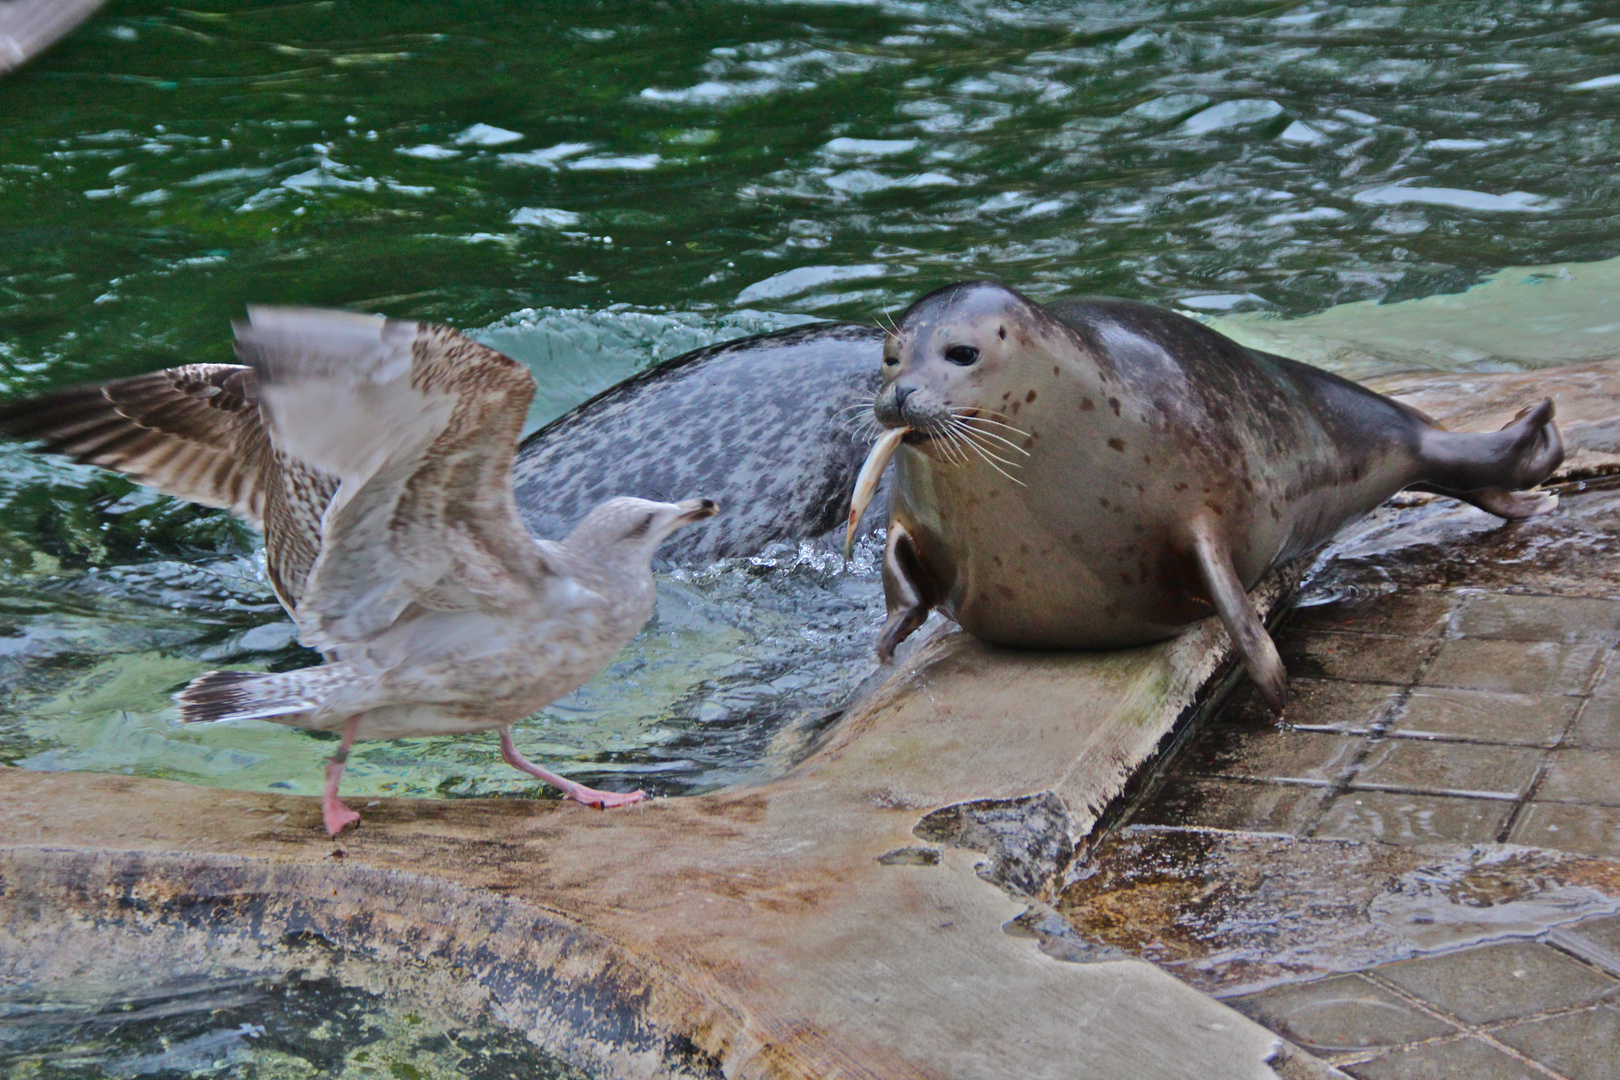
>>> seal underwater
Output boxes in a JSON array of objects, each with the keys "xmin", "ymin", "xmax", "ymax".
[
  {"xmin": 859, "ymin": 281, "xmax": 1564, "ymax": 711},
  {"xmin": 513, "ymin": 322, "xmax": 885, "ymax": 564}
]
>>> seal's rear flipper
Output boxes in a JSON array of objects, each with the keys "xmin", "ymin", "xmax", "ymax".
[
  {"xmin": 1448, "ymin": 486, "xmax": 1559, "ymax": 520},
  {"xmin": 1190, "ymin": 526, "xmax": 1287, "ymax": 714},
  {"xmin": 1415, "ymin": 397, "xmax": 1564, "ymax": 517}
]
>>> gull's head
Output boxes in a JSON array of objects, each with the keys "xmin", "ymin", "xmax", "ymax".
[{"xmin": 563, "ymin": 496, "xmax": 720, "ymax": 564}]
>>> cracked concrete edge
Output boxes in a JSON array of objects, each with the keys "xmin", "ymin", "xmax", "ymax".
[
  {"xmin": 0, "ymin": 825, "xmax": 1304, "ymax": 1080},
  {"xmin": 901, "ymin": 566, "xmax": 1304, "ymax": 906}
]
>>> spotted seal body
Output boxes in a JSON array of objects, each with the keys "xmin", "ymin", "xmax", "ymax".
[
  {"xmin": 872, "ymin": 281, "xmax": 1563, "ymax": 709},
  {"xmin": 512, "ymin": 322, "xmax": 884, "ymax": 564}
]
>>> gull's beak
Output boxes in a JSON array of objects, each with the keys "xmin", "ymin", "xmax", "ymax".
[{"xmin": 676, "ymin": 498, "xmax": 720, "ymax": 524}]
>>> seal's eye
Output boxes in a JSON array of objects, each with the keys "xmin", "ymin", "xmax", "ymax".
[
  {"xmin": 944, "ymin": 344, "xmax": 980, "ymax": 367},
  {"xmin": 882, "ymin": 353, "xmax": 899, "ymax": 367}
]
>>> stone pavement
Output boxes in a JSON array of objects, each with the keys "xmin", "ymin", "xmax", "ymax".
[
  {"xmin": 1140, "ymin": 568, "xmax": 1620, "ymax": 858},
  {"xmin": 1231, "ymin": 923, "xmax": 1620, "ymax": 1079}
]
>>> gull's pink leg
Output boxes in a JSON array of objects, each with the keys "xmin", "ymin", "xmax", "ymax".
[
  {"xmin": 322, "ymin": 716, "xmax": 363, "ymax": 837},
  {"xmin": 499, "ymin": 726, "xmax": 647, "ymax": 809}
]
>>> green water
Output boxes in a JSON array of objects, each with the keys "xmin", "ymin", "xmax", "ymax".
[
  {"xmin": 4, "ymin": 0, "xmax": 1620, "ymax": 802},
  {"xmin": 8, "ymin": 0, "xmax": 1620, "ymax": 382},
  {"xmin": 0, "ymin": 971, "xmax": 589, "ymax": 1079}
]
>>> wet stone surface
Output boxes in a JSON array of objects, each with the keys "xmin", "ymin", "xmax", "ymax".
[
  {"xmin": 1059, "ymin": 480, "xmax": 1620, "ymax": 1077},
  {"xmin": 1230, "ymin": 937, "xmax": 1620, "ymax": 1079}
]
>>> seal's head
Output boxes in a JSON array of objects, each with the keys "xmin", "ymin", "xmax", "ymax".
[
  {"xmin": 845, "ymin": 281, "xmax": 1045, "ymax": 554},
  {"xmin": 872, "ymin": 280, "xmax": 1045, "ymax": 466}
]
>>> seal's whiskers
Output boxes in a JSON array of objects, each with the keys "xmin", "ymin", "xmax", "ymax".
[
  {"xmin": 950, "ymin": 416, "xmax": 1032, "ymax": 456},
  {"xmin": 933, "ymin": 423, "xmax": 973, "ymax": 467},
  {"xmin": 959, "ymin": 437, "xmax": 1026, "ymax": 477},
  {"xmin": 952, "ymin": 408, "xmax": 1026, "ymax": 428},
  {"xmin": 956, "ymin": 434, "xmax": 1022, "ymax": 471},
  {"xmin": 945, "ymin": 413, "xmax": 1029, "ymax": 464},
  {"xmin": 832, "ymin": 402, "xmax": 881, "ymax": 437},
  {"xmin": 944, "ymin": 416, "xmax": 1027, "ymax": 486},
  {"xmin": 950, "ymin": 410, "xmax": 1034, "ymax": 445}
]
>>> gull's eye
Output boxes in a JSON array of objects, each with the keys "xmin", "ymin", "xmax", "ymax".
[
  {"xmin": 626, "ymin": 514, "xmax": 653, "ymax": 540},
  {"xmin": 945, "ymin": 344, "xmax": 979, "ymax": 366}
]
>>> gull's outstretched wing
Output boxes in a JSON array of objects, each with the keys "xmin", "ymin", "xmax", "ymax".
[
  {"xmin": 233, "ymin": 308, "xmax": 543, "ymax": 648},
  {"xmin": 0, "ymin": 363, "xmax": 337, "ymax": 610},
  {"xmin": 0, "ymin": 364, "xmax": 268, "ymax": 519}
]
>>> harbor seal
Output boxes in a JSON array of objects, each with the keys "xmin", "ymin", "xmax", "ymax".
[{"xmin": 853, "ymin": 281, "xmax": 1564, "ymax": 710}]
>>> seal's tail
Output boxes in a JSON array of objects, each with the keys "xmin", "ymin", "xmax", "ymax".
[
  {"xmin": 176, "ymin": 664, "xmax": 360, "ymax": 724},
  {"xmin": 1415, "ymin": 398, "xmax": 1563, "ymax": 519}
]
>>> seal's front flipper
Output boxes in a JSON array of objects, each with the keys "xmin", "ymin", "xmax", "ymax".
[
  {"xmin": 1190, "ymin": 525, "xmax": 1287, "ymax": 714},
  {"xmin": 877, "ymin": 520, "xmax": 938, "ymax": 662}
]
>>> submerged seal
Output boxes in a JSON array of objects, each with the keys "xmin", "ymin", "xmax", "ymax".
[
  {"xmin": 513, "ymin": 322, "xmax": 884, "ymax": 563},
  {"xmin": 857, "ymin": 281, "xmax": 1563, "ymax": 709}
]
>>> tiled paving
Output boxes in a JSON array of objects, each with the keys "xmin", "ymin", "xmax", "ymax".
[
  {"xmin": 1229, "ymin": 927, "xmax": 1620, "ymax": 1078},
  {"xmin": 1140, "ymin": 584, "xmax": 1620, "ymax": 860},
  {"xmin": 1096, "ymin": 485, "xmax": 1620, "ymax": 1076}
]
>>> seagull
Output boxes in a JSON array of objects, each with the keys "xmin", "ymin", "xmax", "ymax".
[{"xmin": 0, "ymin": 308, "xmax": 718, "ymax": 835}]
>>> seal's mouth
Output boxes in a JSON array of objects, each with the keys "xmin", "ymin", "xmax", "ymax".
[{"xmin": 844, "ymin": 408, "xmax": 1034, "ymax": 556}]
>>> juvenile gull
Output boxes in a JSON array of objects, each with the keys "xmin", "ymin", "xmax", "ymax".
[{"xmin": 0, "ymin": 308, "xmax": 718, "ymax": 835}]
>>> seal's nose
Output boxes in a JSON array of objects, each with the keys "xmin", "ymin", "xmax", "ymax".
[{"xmin": 874, "ymin": 381, "xmax": 919, "ymax": 427}]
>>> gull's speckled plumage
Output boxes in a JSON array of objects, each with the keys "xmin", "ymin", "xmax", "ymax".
[
  {"xmin": 0, "ymin": 307, "xmax": 717, "ymax": 831},
  {"xmin": 0, "ymin": 360, "xmax": 335, "ymax": 609}
]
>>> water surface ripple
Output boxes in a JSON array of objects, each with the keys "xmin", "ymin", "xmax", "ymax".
[{"xmin": 5, "ymin": 0, "xmax": 1620, "ymax": 381}]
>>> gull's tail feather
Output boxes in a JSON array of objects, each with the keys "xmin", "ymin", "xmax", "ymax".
[{"xmin": 177, "ymin": 664, "xmax": 361, "ymax": 724}]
